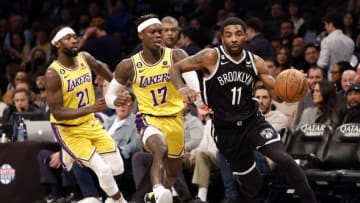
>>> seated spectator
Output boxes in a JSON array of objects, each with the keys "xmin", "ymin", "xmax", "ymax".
[
  {"xmin": 1, "ymin": 88, "xmax": 41, "ymax": 127},
  {"xmin": 330, "ymin": 61, "xmax": 354, "ymax": 92},
  {"xmin": 303, "ymin": 43, "xmax": 320, "ymax": 73},
  {"xmin": 254, "ymin": 85, "xmax": 289, "ymax": 172},
  {"xmin": 298, "ymin": 80, "xmax": 340, "ymax": 129},
  {"xmin": 337, "ymin": 69, "xmax": 358, "ymax": 117},
  {"xmin": 2, "ymin": 69, "xmax": 27, "ymax": 105},
  {"xmin": 342, "ymin": 82, "xmax": 360, "ymax": 123},
  {"xmin": 35, "ymin": 150, "xmax": 80, "ymax": 203},
  {"xmin": 0, "ymin": 91, "xmax": 7, "ymax": 120},
  {"xmin": 294, "ymin": 66, "xmax": 325, "ymax": 126},
  {"xmin": 178, "ymin": 27, "xmax": 202, "ymax": 56},
  {"xmin": 183, "ymin": 103, "xmax": 204, "ymax": 152},
  {"xmin": 183, "ymin": 119, "xmax": 218, "ymax": 203},
  {"xmin": 245, "ymin": 17, "xmax": 275, "ymax": 58}
]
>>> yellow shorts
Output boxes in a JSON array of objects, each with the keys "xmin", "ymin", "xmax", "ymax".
[
  {"xmin": 135, "ymin": 113, "xmax": 184, "ymax": 158},
  {"xmin": 51, "ymin": 119, "xmax": 116, "ymax": 162}
]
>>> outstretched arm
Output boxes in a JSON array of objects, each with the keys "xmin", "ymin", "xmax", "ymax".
[
  {"xmin": 170, "ymin": 48, "xmax": 217, "ymax": 103},
  {"xmin": 170, "ymin": 48, "xmax": 217, "ymax": 89},
  {"xmin": 82, "ymin": 51, "xmax": 113, "ymax": 82},
  {"xmin": 45, "ymin": 68, "xmax": 106, "ymax": 121},
  {"xmin": 255, "ymin": 55, "xmax": 275, "ymax": 90}
]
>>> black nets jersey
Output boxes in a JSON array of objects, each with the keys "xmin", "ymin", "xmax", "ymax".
[{"xmin": 200, "ymin": 46, "xmax": 259, "ymax": 123}]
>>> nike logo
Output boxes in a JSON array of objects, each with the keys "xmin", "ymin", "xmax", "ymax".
[
  {"xmin": 64, "ymin": 74, "xmax": 70, "ymax": 79},
  {"xmin": 139, "ymin": 69, "xmax": 146, "ymax": 73},
  {"xmin": 220, "ymin": 61, "xmax": 229, "ymax": 65},
  {"xmin": 245, "ymin": 60, "xmax": 251, "ymax": 65}
]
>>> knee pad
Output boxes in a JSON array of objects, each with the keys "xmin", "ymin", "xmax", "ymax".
[{"xmin": 102, "ymin": 149, "xmax": 124, "ymax": 176}]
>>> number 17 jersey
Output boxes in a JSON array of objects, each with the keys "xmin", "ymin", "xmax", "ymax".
[{"xmin": 131, "ymin": 47, "xmax": 184, "ymax": 116}]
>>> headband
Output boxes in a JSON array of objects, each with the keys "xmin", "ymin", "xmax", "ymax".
[
  {"xmin": 51, "ymin": 27, "xmax": 76, "ymax": 45},
  {"xmin": 137, "ymin": 18, "xmax": 161, "ymax": 32}
]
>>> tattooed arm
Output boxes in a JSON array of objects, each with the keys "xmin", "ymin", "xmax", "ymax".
[{"xmin": 169, "ymin": 48, "xmax": 218, "ymax": 103}]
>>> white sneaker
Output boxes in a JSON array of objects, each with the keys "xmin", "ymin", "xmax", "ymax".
[
  {"xmin": 155, "ymin": 189, "xmax": 172, "ymax": 203},
  {"xmin": 77, "ymin": 197, "xmax": 102, "ymax": 203}
]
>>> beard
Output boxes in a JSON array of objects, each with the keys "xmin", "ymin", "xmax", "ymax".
[
  {"xmin": 223, "ymin": 44, "xmax": 242, "ymax": 56},
  {"xmin": 62, "ymin": 48, "xmax": 78, "ymax": 57}
]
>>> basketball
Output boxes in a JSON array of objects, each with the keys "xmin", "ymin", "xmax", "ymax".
[{"xmin": 274, "ymin": 69, "xmax": 309, "ymax": 103}]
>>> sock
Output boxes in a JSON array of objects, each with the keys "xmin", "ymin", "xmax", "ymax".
[
  {"xmin": 197, "ymin": 187, "xmax": 208, "ymax": 202},
  {"xmin": 153, "ymin": 184, "xmax": 166, "ymax": 199},
  {"xmin": 171, "ymin": 187, "xmax": 178, "ymax": 197}
]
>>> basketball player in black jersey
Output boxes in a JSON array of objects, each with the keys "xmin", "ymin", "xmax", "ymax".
[{"xmin": 169, "ymin": 17, "xmax": 317, "ymax": 203}]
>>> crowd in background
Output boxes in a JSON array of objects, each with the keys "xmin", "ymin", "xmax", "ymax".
[{"xmin": 1, "ymin": 0, "xmax": 360, "ymax": 202}]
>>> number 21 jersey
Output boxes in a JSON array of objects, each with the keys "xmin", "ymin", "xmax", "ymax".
[{"xmin": 49, "ymin": 53, "xmax": 95, "ymax": 125}]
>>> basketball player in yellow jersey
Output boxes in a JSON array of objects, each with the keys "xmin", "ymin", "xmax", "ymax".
[
  {"xmin": 44, "ymin": 26, "xmax": 127, "ymax": 203},
  {"xmin": 105, "ymin": 14, "xmax": 198, "ymax": 203}
]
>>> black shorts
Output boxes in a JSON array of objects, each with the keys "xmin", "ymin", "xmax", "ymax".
[{"xmin": 213, "ymin": 111, "xmax": 280, "ymax": 173}]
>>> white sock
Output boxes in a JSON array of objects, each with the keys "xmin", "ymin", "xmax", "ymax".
[
  {"xmin": 171, "ymin": 186, "xmax": 178, "ymax": 197},
  {"xmin": 153, "ymin": 184, "xmax": 166, "ymax": 199},
  {"xmin": 197, "ymin": 187, "xmax": 208, "ymax": 201}
]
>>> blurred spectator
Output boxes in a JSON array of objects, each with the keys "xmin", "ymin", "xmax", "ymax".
[
  {"xmin": 189, "ymin": 0, "xmax": 216, "ymax": 29},
  {"xmin": 183, "ymin": 119, "xmax": 218, "ymax": 203},
  {"xmin": 3, "ymin": 14, "xmax": 33, "ymax": 46},
  {"xmin": 183, "ymin": 103, "xmax": 204, "ymax": 152},
  {"xmin": 294, "ymin": 66, "xmax": 325, "ymax": 125},
  {"xmin": 188, "ymin": 17, "xmax": 210, "ymax": 48},
  {"xmin": 298, "ymin": 80, "xmax": 340, "ymax": 129},
  {"xmin": 343, "ymin": 11, "xmax": 359, "ymax": 42},
  {"xmin": 317, "ymin": 13, "xmax": 355, "ymax": 80},
  {"xmin": 178, "ymin": 27, "xmax": 201, "ymax": 56},
  {"xmin": 33, "ymin": 72, "xmax": 47, "ymax": 113},
  {"xmin": 32, "ymin": 25, "xmax": 51, "ymax": 62},
  {"xmin": 245, "ymin": 17, "xmax": 276, "ymax": 58},
  {"xmin": 3, "ymin": 31, "xmax": 31, "ymax": 67},
  {"xmin": 79, "ymin": 17, "xmax": 123, "ymax": 71},
  {"xmin": 264, "ymin": 1, "xmax": 285, "ymax": 42},
  {"xmin": 280, "ymin": 19, "xmax": 295, "ymax": 48},
  {"xmin": 1, "ymin": 88, "xmax": 41, "ymax": 126},
  {"xmin": 276, "ymin": 46, "xmax": 292, "ymax": 72},
  {"xmin": 2, "ymin": 69, "xmax": 28, "ymax": 105},
  {"xmin": 0, "ymin": 91, "xmax": 7, "ymax": 120},
  {"xmin": 297, "ymin": 8, "xmax": 322, "ymax": 44},
  {"xmin": 288, "ymin": 0, "xmax": 303, "ymax": 35},
  {"xmin": 330, "ymin": 61, "xmax": 354, "ymax": 92},
  {"xmin": 27, "ymin": 47, "xmax": 48, "ymax": 83},
  {"xmin": 35, "ymin": 150, "xmax": 79, "ymax": 203},
  {"xmin": 303, "ymin": 43, "xmax": 320, "ymax": 73},
  {"xmin": 342, "ymin": 82, "xmax": 360, "ymax": 123},
  {"xmin": 161, "ymin": 16, "xmax": 180, "ymax": 49},
  {"xmin": 105, "ymin": 0, "xmax": 134, "ymax": 39},
  {"xmin": 291, "ymin": 37, "xmax": 307, "ymax": 70},
  {"xmin": 264, "ymin": 57, "xmax": 280, "ymax": 79}
]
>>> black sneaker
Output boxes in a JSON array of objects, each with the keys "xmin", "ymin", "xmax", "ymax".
[{"xmin": 35, "ymin": 195, "xmax": 59, "ymax": 203}]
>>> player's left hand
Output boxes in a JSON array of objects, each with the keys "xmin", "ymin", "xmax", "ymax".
[
  {"xmin": 49, "ymin": 152, "xmax": 61, "ymax": 169},
  {"xmin": 114, "ymin": 90, "xmax": 132, "ymax": 107},
  {"xmin": 93, "ymin": 98, "xmax": 107, "ymax": 112},
  {"xmin": 179, "ymin": 86, "xmax": 200, "ymax": 104}
]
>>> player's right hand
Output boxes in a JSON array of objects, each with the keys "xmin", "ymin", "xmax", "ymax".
[
  {"xmin": 197, "ymin": 103, "xmax": 213, "ymax": 120},
  {"xmin": 114, "ymin": 90, "xmax": 131, "ymax": 107},
  {"xmin": 179, "ymin": 86, "xmax": 200, "ymax": 104}
]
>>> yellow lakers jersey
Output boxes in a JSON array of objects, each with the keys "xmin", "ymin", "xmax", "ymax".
[
  {"xmin": 49, "ymin": 53, "xmax": 96, "ymax": 125},
  {"xmin": 131, "ymin": 47, "xmax": 184, "ymax": 116}
]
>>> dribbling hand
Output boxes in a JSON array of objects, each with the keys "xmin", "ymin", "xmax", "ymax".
[
  {"xmin": 179, "ymin": 86, "xmax": 200, "ymax": 104},
  {"xmin": 114, "ymin": 90, "xmax": 132, "ymax": 107}
]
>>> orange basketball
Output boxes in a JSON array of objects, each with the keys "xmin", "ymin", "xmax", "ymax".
[{"xmin": 274, "ymin": 69, "xmax": 309, "ymax": 103}]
